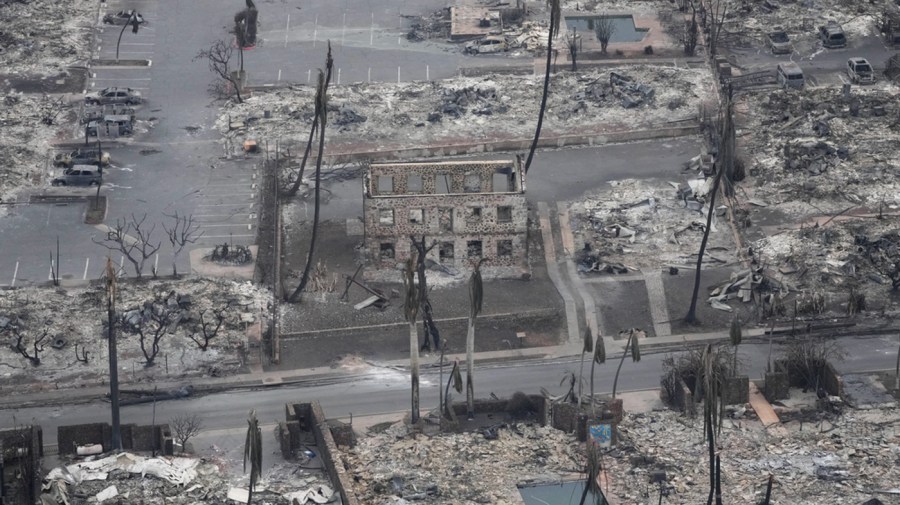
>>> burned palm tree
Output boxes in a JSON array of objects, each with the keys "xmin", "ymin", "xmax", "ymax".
[
  {"xmin": 288, "ymin": 65, "xmax": 330, "ymax": 303},
  {"xmin": 589, "ymin": 328, "xmax": 606, "ymax": 413},
  {"xmin": 404, "ymin": 255, "xmax": 421, "ymax": 424},
  {"xmin": 286, "ymin": 42, "xmax": 333, "ymax": 197},
  {"xmin": 466, "ymin": 260, "xmax": 484, "ymax": 419},
  {"xmin": 578, "ymin": 444, "xmax": 605, "ymax": 505},
  {"xmin": 523, "ymin": 0, "xmax": 561, "ymax": 173},
  {"xmin": 611, "ymin": 329, "xmax": 641, "ymax": 399},
  {"xmin": 444, "ymin": 359, "xmax": 464, "ymax": 418},
  {"xmin": 730, "ymin": 315, "xmax": 742, "ymax": 375},
  {"xmin": 244, "ymin": 410, "xmax": 263, "ymax": 504},
  {"xmin": 577, "ymin": 326, "xmax": 593, "ymax": 408}
]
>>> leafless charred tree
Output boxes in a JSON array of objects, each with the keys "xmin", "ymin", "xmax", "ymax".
[
  {"xmin": 163, "ymin": 212, "xmax": 203, "ymax": 277},
  {"xmin": 75, "ymin": 343, "xmax": 90, "ymax": 363},
  {"xmin": 593, "ymin": 13, "xmax": 616, "ymax": 54},
  {"xmin": 93, "ymin": 214, "xmax": 162, "ymax": 279},
  {"xmin": 704, "ymin": 0, "xmax": 727, "ymax": 58},
  {"xmin": 7, "ymin": 323, "xmax": 48, "ymax": 367},
  {"xmin": 189, "ymin": 307, "xmax": 226, "ymax": 351},
  {"xmin": 136, "ymin": 304, "xmax": 174, "ymax": 366},
  {"xmin": 170, "ymin": 414, "xmax": 204, "ymax": 453},
  {"xmin": 195, "ymin": 40, "xmax": 243, "ymax": 103},
  {"xmin": 566, "ymin": 27, "xmax": 579, "ymax": 71},
  {"xmin": 781, "ymin": 336, "xmax": 846, "ymax": 392}
]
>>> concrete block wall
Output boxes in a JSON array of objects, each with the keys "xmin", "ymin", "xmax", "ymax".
[
  {"xmin": 0, "ymin": 426, "xmax": 42, "ymax": 505},
  {"xmin": 58, "ymin": 423, "xmax": 110, "ymax": 455},
  {"xmin": 722, "ymin": 376, "xmax": 750, "ymax": 405},
  {"xmin": 764, "ymin": 371, "xmax": 790, "ymax": 401},
  {"xmin": 57, "ymin": 423, "xmax": 171, "ymax": 456},
  {"xmin": 310, "ymin": 401, "xmax": 361, "ymax": 505}
]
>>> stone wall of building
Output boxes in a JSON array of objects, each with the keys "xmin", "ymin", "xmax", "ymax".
[
  {"xmin": 57, "ymin": 423, "xmax": 172, "ymax": 455},
  {"xmin": 722, "ymin": 376, "xmax": 750, "ymax": 405},
  {"xmin": 363, "ymin": 159, "xmax": 529, "ymax": 273},
  {"xmin": 0, "ymin": 425, "xmax": 42, "ymax": 505}
]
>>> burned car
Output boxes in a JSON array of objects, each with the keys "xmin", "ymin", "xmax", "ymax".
[
  {"xmin": 82, "ymin": 105, "xmax": 136, "ymax": 125},
  {"xmin": 819, "ymin": 22, "xmax": 847, "ymax": 48},
  {"xmin": 766, "ymin": 30, "xmax": 793, "ymax": 54},
  {"xmin": 85, "ymin": 87, "xmax": 143, "ymax": 106},
  {"xmin": 53, "ymin": 148, "xmax": 111, "ymax": 168},
  {"xmin": 103, "ymin": 10, "xmax": 144, "ymax": 25},
  {"xmin": 846, "ymin": 57, "xmax": 876, "ymax": 84},
  {"xmin": 464, "ymin": 36, "xmax": 508, "ymax": 54},
  {"xmin": 51, "ymin": 165, "xmax": 102, "ymax": 187}
]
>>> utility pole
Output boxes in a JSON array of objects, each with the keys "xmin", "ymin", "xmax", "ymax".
[{"xmin": 106, "ymin": 258, "xmax": 122, "ymax": 451}]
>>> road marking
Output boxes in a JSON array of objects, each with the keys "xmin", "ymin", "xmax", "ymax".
[
  {"xmin": 119, "ymin": 255, "xmax": 125, "ymax": 276},
  {"xmin": 198, "ymin": 223, "xmax": 254, "ymax": 228},
  {"xmin": 397, "ymin": 66, "xmax": 401, "ymax": 84},
  {"xmin": 337, "ymin": 68, "xmax": 341, "ymax": 85},
  {"xmin": 426, "ymin": 65, "xmax": 429, "ymax": 80},
  {"xmin": 118, "ymin": 42, "xmax": 156, "ymax": 46},
  {"xmin": 277, "ymin": 68, "xmax": 282, "ymax": 81},
  {"xmin": 48, "ymin": 261, "xmax": 54, "ymax": 281},
  {"xmin": 198, "ymin": 234, "xmax": 255, "ymax": 239},
  {"xmin": 154, "ymin": 253, "xmax": 159, "ymax": 275},
  {"xmin": 91, "ymin": 78, "xmax": 151, "ymax": 81},
  {"xmin": 46, "ymin": 207, "xmax": 52, "ymax": 226},
  {"xmin": 11, "ymin": 261, "xmax": 18, "ymax": 287},
  {"xmin": 83, "ymin": 257, "xmax": 90, "ymax": 280},
  {"xmin": 368, "ymin": 67, "xmax": 371, "ymax": 82},
  {"xmin": 284, "ymin": 14, "xmax": 290, "ymax": 48},
  {"xmin": 307, "ymin": 69, "xmax": 311, "ymax": 84},
  {"xmin": 313, "ymin": 15, "xmax": 318, "ymax": 48},
  {"xmin": 197, "ymin": 202, "xmax": 255, "ymax": 207}
]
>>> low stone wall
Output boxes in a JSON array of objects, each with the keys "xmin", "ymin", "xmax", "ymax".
[
  {"xmin": 722, "ymin": 376, "xmax": 750, "ymax": 405},
  {"xmin": 310, "ymin": 401, "xmax": 361, "ymax": 505},
  {"xmin": 551, "ymin": 399, "xmax": 622, "ymax": 443},
  {"xmin": 662, "ymin": 376, "xmax": 696, "ymax": 416},
  {"xmin": 443, "ymin": 394, "xmax": 548, "ymax": 432},
  {"xmin": 1, "ymin": 425, "xmax": 43, "ymax": 505},
  {"xmin": 764, "ymin": 371, "xmax": 790, "ymax": 401},
  {"xmin": 57, "ymin": 423, "xmax": 172, "ymax": 455}
]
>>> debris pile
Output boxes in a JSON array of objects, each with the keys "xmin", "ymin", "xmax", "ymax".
[
  {"xmin": 602, "ymin": 405, "xmax": 900, "ymax": 503},
  {"xmin": 0, "ymin": 0, "xmax": 95, "ymax": 76},
  {"xmin": 570, "ymin": 177, "xmax": 737, "ymax": 273},
  {"xmin": 42, "ymin": 453, "xmax": 334, "ymax": 505},
  {"xmin": 208, "ymin": 243, "xmax": 254, "ymax": 265},
  {"xmin": 216, "ymin": 66, "xmax": 712, "ymax": 153},
  {"xmin": 0, "ymin": 94, "xmax": 75, "ymax": 201},
  {"xmin": 0, "ymin": 278, "xmax": 267, "ymax": 388},
  {"xmin": 340, "ymin": 421, "xmax": 580, "ymax": 504},
  {"xmin": 739, "ymin": 85, "xmax": 900, "ymax": 304}
]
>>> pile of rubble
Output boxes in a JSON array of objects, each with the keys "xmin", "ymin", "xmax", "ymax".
[
  {"xmin": 569, "ymin": 175, "xmax": 738, "ymax": 273},
  {"xmin": 0, "ymin": 0, "xmax": 96, "ymax": 76},
  {"xmin": 42, "ymin": 453, "xmax": 334, "ymax": 505},
  {"xmin": 738, "ymin": 84, "xmax": 900, "ymax": 302},
  {"xmin": 0, "ymin": 278, "xmax": 267, "ymax": 388},
  {"xmin": 603, "ymin": 406, "xmax": 900, "ymax": 503},
  {"xmin": 216, "ymin": 65, "xmax": 712, "ymax": 153},
  {"xmin": 0, "ymin": 93, "xmax": 75, "ymax": 201},
  {"xmin": 339, "ymin": 421, "xmax": 581, "ymax": 504}
]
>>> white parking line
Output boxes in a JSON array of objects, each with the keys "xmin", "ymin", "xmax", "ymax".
[
  {"xmin": 197, "ymin": 202, "xmax": 255, "ymax": 207},
  {"xmin": 91, "ymin": 78, "xmax": 151, "ymax": 81},
  {"xmin": 48, "ymin": 262, "xmax": 54, "ymax": 281},
  {"xmin": 154, "ymin": 253, "xmax": 159, "ymax": 275},
  {"xmin": 198, "ymin": 234, "xmax": 255, "ymax": 239},
  {"xmin": 11, "ymin": 261, "xmax": 18, "ymax": 287}
]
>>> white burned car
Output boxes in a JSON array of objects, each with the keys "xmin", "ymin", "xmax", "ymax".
[{"xmin": 846, "ymin": 58, "xmax": 875, "ymax": 84}]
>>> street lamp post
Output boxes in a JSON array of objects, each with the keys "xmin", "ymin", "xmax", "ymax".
[{"xmin": 116, "ymin": 11, "xmax": 142, "ymax": 62}]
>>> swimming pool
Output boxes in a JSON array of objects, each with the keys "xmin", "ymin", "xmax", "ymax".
[{"xmin": 565, "ymin": 15, "xmax": 649, "ymax": 43}]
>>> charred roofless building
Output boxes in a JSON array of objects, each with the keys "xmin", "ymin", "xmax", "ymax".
[{"xmin": 363, "ymin": 159, "xmax": 528, "ymax": 275}]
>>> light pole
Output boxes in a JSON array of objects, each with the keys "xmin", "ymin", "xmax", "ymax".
[{"xmin": 116, "ymin": 11, "xmax": 142, "ymax": 62}]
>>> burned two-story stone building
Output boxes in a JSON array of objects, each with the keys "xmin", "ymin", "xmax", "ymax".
[{"xmin": 363, "ymin": 159, "xmax": 528, "ymax": 275}]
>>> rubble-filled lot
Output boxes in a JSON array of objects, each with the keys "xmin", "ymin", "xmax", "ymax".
[
  {"xmin": 605, "ymin": 406, "xmax": 900, "ymax": 504},
  {"xmin": 569, "ymin": 175, "xmax": 738, "ymax": 274},
  {"xmin": 218, "ymin": 65, "xmax": 712, "ymax": 157},
  {"xmin": 0, "ymin": 278, "xmax": 268, "ymax": 387},
  {"xmin": 737, "ymin": 84, "xmax": 900, "ymax": 305},
  {"xmin": 0, "ymin": 0, "xmax": 96, "ymax": 77},
  {"xmin": 0, "ymin": 94, "xmax": 75, "ymax": 201},
  {"xmin": 42, "ymin": 453, "xmax": 336, "ymax": 505},
  {"xmin": 340, "ymin": 422, "xmax": 581, "ymax": 504}
]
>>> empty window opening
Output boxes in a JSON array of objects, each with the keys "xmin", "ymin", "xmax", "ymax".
[
  {"xmin": 377, "ymin": 175, "xmax": 394, "ymax": 194},
  {"xmin": 409, "ymin": 209, "xmax": 424, "ymax": 225},
  {"xmin": 380, "ymin": 243, "xmax": 395, "ymax": 259},
  {"xmin": 492, "ymin": 172, "xmax": 512, "ymax": 192},
  {"xmin": 463, "ymin": 174, "xmax": 482, "ymax": 193},
  {"xmin": 407, "ymin": 174, "xmax": 424, "ymax": 193},
  {"xmin": 378, "ymin": 209, "xmax": 395, "ymax": 225},
  {"xmin": 497, "ymin": 206, "xmax": 513, "ymax": 223},
  {"xmin": 466, "ymin": 207, "xmax": 483, "ymax": 222},
  {"xmin": 439, "ymin": 242, "xmax": 455, "ymax": 262},
  {"xmin": 467, "ymin": 240, "xmax": 483, "ymax": 258},
  {"xmin": 436, "ymin": 174, "xmax": 452, "ymax": 194},
  {"xmin": 439, "ymin": 208, "xmax": 453, "ymax": 232},
  {"xmin": 498, "ymin": 240, "xmax": 513, "ymax": 257}
]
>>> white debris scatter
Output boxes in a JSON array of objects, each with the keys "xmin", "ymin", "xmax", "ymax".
[
  {"xmin": 0, "ymin": 278, "xmax": 268, "ymax": 387},
  {"xmin": 217, "ymin": 66, "xmax": 712, "ymax": 153},
  {"xmin": 0, "ymin": 94, "xmax": 75, "ymax": 201},
  {"xmin": 339, "ymin": 422, "xmax": 581, "ymax": 504},
  {"xmin": 569, "ymin": 178, "xmax": 737, "ymax": 272},
  {"xmin": 603, "ymin": 407, "xmax": 900, "ymax": 504},
  {"xmin": 0, "ymin": 0, "xmax": 96, "ymax": 76},
  {"xmin": 715, "ymin": 0, "xmax": 885, "ymax": 43}
]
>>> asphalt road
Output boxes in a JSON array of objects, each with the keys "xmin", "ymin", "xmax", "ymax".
[{"xmin": 2, "ymin": 334, "xmax": 897, "ymax": 446}]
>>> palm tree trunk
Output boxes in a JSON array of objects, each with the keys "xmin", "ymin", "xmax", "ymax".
[
  {"xmin": 466, "ymin": 318, "xmax": 475, "ymax": 419},
  {"xmin": 285, "ymin": 118, "xmax": 318, "ymax": 197},
  {"xmin": 589, "ymin": 357, "xmax": 596, "ymax": 414},
  {"xmin": 895, "ymin": 340, "xmax": 899, "ymax": 391},
  {"xmin": 524, "ymin": 8, "xmax": 556, "ymax": 174},
  {"xmin": 577, "ymin": 349, "xmax": 586, "ymax": 408},
  {"xmin": 410, "ymin": 320, "xmax": 420, "ymax": 424},
  {"xmin": 685, "ymin": 162, "xmax": 723, "ymax": 323},
  {"xmin": 611, "ymin": 334, "xmax": 632, "ymax": 399}
]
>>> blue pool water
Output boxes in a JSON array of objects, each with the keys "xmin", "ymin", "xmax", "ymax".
[{"xmin": 519, "ymin": 481, "xmax": 608, "ymax": 505}]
